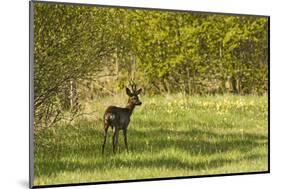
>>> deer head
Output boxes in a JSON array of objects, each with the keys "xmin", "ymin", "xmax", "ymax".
[{"xmin": 126, "ymin": 80, "xmax": 142, "ymax": 106}]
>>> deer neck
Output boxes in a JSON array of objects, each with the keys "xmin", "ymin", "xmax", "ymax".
[{"xmin": 125, "ymin": 101, "xmax": 135, "ymax": 116}]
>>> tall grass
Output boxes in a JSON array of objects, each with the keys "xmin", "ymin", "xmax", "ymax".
[{"xmin": 33, "ymin": 94, "xmax": 268, "ymax": 186}]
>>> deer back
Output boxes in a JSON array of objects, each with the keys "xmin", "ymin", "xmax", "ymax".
[{"xmin": 104, "ymin": 106, "xmax": 131, "ymax": 130}]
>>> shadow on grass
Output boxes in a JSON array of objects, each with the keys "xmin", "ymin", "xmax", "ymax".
[
  {"xmin": 34, "ymin": 119, "xmax": 268, "ymax": 179},
  {"xmin": 130, "ymin": 127, "xmax": 267, "ymax": 155}
]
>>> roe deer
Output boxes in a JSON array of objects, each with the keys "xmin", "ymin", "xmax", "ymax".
[{"xmin": 102, "ymin": 81, "xmax": 142, "ymax": 154}]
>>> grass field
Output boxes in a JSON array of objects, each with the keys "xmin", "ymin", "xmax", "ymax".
[{"xmin": 33, "ymin": 94, "xmax": 268, "ymax": 186}]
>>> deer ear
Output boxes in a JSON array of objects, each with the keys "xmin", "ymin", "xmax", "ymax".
[
  {"xmin": 136, "ymin": 88, "xmax": 142, "ymax": 95},
  {"xmin": 126, "ymin": 87, "xmax": 132, "ymax": 96}
]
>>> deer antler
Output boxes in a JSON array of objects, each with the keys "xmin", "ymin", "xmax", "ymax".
[{"xmin": 129, "ymin": 79, "xmax": 137, "ymax": 92}]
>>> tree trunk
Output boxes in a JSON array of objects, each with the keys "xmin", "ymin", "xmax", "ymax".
[{"xmin": 115, "ymin": 48, "xmax": 119, "ymax": 80}]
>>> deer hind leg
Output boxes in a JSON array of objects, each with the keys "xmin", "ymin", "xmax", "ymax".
[
  {"xmin": 102, "ymin": 124, "xmax": 109, "ymax": 154},
  {"xmin": 123, "ymin": 129, "xmax": 129, "ymax": 152},
  {"xmin": 112, "ymin": 128, "xmax": 119, "ymax": 154}
]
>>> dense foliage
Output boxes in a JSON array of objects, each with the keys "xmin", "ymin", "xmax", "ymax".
[{"xmin": 33, "ymin": 3, "xmax": 268, "ymax": 127}]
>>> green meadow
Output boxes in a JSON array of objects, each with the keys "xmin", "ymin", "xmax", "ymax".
[{"xmin": 33, "ymin": 94, "xmax": 268, "ymax": 186}]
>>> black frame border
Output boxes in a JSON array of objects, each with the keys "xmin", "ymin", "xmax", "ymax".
[{"xmin": 29, "ymin": 0, "xmax": 270, "ymax": 188}]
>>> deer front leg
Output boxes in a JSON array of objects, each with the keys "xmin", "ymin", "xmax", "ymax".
[
  {"xmin": 112, "ymin": 128, "xmax": 119, "ymax": 153},
  {"xmin": 102, "ymin": 125, "xmax": 109, "ymax": 154},
  {"xmin": 123, "ymin": 129, "xmax": 129, "ymax": 152}
]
